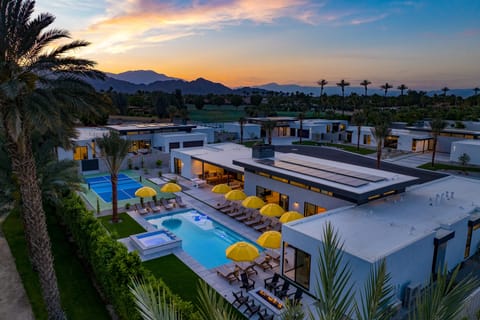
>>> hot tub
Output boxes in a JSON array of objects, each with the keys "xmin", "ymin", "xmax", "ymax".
[{"xmin": 130, "ymin": 229, "xmax": 182, "ymax": 258}]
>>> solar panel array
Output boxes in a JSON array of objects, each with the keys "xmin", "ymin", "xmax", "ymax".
[{"xmin": 255, "ymin": 157, "xmax": 385, "ymax": 188}]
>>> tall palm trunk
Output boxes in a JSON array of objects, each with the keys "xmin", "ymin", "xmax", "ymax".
[
  {"xmin": 376, "ymin": 140, "xmax": 382, "ymax": 168},
  {"xmin": 357, "ymin": 125, "xmax": 361, "ymax": 150},
  {"xmin": 4, "ymin": 130, "xmax": 64, "ymax": 319},
  {"xmin": 431, "ymin": 137, "xmax": 438, "ymax": 167},
  {"xmin": 111, "ymin": 173, "xmax": 119, "ymax": 222}
]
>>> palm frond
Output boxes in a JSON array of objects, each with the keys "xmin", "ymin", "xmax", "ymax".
[{"xmin": 195, "ymin": 280, "xmax": 242, "ymax": 320}]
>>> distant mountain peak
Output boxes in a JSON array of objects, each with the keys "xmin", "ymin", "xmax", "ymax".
[{"xmin": 106, "ymin": 70, "xmax": 179, "ymax": 85}]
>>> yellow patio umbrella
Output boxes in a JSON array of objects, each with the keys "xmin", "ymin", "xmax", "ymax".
[
  {"xmin": 256, "ymin": 231, "xmax": 282, "ymax": 249},
  {"xmin": 135, "ymin": 186, "xmax": 157, "ymax": 207},
  {"xmin": 241, "ymin": 196, "xmax": 265, "ymax": 209},
  {"xmin": 211, "ymin": 184, "xmax": 232, "ymax": 194},
  {"xmin": 226, "ymin": 241, "xmax": 260, "ymax": 262},
  {"xmin": 160, "ymin": 182, "xmax": 182, "ymax": 193},
  {"xmin": 224, "ymin": 189, "xmax": 247, "ymax": 201},
  {"xmin": 259, "ymin": 203, "xmax": 285, "ymax": 217},
  {"xmin": 279, "ymin": 211, "xmax": 304, "ymax": 223}
]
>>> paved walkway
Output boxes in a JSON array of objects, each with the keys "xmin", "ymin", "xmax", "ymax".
[{"xmin": 0, "ymin": 215, "xmax": 34, "ymax": 320}]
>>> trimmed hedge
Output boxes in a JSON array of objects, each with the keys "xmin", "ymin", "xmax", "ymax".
[{"xmin": 56, "ymin": 193, "xmax": 198, "ymax": 319}]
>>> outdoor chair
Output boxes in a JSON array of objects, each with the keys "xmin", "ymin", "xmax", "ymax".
[
  {"xmin": 231, "ymin": 290, "xmax": 249, "ymax": 308},
  {"xmin": 236, "ymin": 262, "xmax": 258, "ymax": 277},
  {"xmin": 160, "ymin": 198, "xmax": 173, "ymax": 210},
  {"xmin": 215, "ymin": 265, "xmax": 239, "ymax": 284},
  {"xmin": 267, "ymin": 221, "xmax": 282, "ymax": 232},
  {"xmin": 275, "ymin": 281, "xmax": 291, "ymax": 299},
  {"xmin": 235, "ymin": 210, "xmax": 254, "ymax": 222},
  {"xmin": 254, "ymin": 255, "xmax": 274, "ymax": 271},
  {"xmin": 287, "ymin": 287, "xmax": 303, "ymax": 305},
  {"xmin": 239, "ymin": 272, "xmax": 255, "ymax": 291},
  {"xmin": 134, "ymin": 203, "xmax": 149, "ymax": 215},
  {"xmin": 227, "ymin": 206, "xmax": 246, "ymax": 218},
  {"xmin": 258, "ymin": 308, "xmax": 274, "ymax": 320},
  {"xmin": 244, "ymin": 215, "xmax": 264, "ymax": 227},
  {"xmin": 147, "ymin": 201, "xmax": 162, "ymax": 213},
  {"xmin": 216, "ymin": 200, "xmax": 231, "ymax": 210},
  {"xmin": 243, "ymin": 300, "xmax": 260, "ymax": 317},
  {"xmin": 265, "ymin": 249, "xmax": 281, "ymax": 262},
  {"xmin": 253, "ymin": 219, "xmax": 273, "ymax": 232},
  {"xmin": 175, "ymin": 196, "xmax": 187, "ymax": 208},
  {"xmin": 264, "ymin": 273, "xmax": 281, "ymax": 292},
  {"xmin": 221, "ymin": 203, "xmax": 239, "ymax": 213}
]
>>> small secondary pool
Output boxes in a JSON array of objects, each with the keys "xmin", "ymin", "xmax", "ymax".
[
  {"xmin": 147, "ymin": 209, "xmax": 263, "ymax": 269},
  {"xmin": 130, "ymin": 230, "xmax": 182, "ymax": 259},
  {"xmin": 85, "ymin": 173, "xmax": 142, "ymax": 202}
]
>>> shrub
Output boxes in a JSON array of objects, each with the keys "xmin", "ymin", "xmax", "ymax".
[
  {"xmin": 156, "ymin": 159, "xmax": 163, "ymax": 167},
  {"xmin": 56, "ymin": 194, "xmax": 197, "ymax": 319},
  {"xmin": 125, "ymin": 203, "xmax": 131, "ymax": 210}
]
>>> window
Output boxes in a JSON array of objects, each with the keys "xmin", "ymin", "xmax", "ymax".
[
  {"xmin": 272, "ymin": 175, "xmax": 288, "ymax": 183},
  {"xmin": 290, "ymin": 181, "xmax": 308, "ymax": 189},
  {"xmin": 169, "ymin": 142, "xmax": 180, "ymax": 150},
  {"xmin": 73, "ymin": 146, "xmax": 88, "ymax": 160},
  {"xmin": 304, "ymin": 202, "xmax": 327, "ymax": 216},
  {"xmin": 183, "ymin": 140, "xmax": 203, "ymax": 148},
  {"xmin": 283, "ymin": 244, "xmax": 310, "ymax": 290},
  {"xmin": 363, "ymin": 134, "xmax": 371, "ymax": 145},
  {"xmin": 384, "ymin": 135, "xmax": 399, "ymax": 149}
]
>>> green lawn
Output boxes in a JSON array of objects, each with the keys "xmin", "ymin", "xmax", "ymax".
[
  {"xmin": 143, "ymin": 255, "xmax": 246, "ymax": 319},
  {"xmin": 2, "ymin": 210, "xmax": 110, "ymax": 320},
  {"xmin": 292, "ymin": 140, "xmax": 376, "ymax": 155},
  {"xmin": 99, "ymin": 212, "xmax": 145, "ymax": 239},
  {"xmin": 418, "ymin": 163, "xmax": 480, "ymax": 172},
  {"xmin": 187, "ymin": 104, "xmax": 246, "ymax": 122}
]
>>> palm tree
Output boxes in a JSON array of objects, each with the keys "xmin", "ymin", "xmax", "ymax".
[
  {"xmin": 371, "ymin": 116, "xmax": 391, "ymax": 169},
  {"xmin": 380, "ymin": 82, "xmax": 393, "ymax": 109},
  {"xmin": 239, "ymin": 117, "xmax": 246, "ymax": 144},
  {"xmin": 262, "ymin": 120, "xmax": 276, "ymax": 145},
  {"xmin": 441, "ymin": 86, "xmax": 450, "ymax": 97},
  {"xmin": 97, "ymin": 131, "xmax": 131, "ymax": 223},
  {"xmin": 429, "ymin": 118, "xmax": 447, "ymax": 167},
  {"xmin": 317, "ymin": 79, "xmax": 328, "ymax": 111},
  {"xmin": 336, "ymin": 79, "xmax": 350, "ymax": 116},
  {"xmin": 351, "ymin": 111, "xmax": 366, "ymax": 151},
  {"xmin": 298, "ymin": 112, "xmax": 305, "ymax": 144},
  {"xmin": 360, "ymin": 80, "xmax": 372, "ymax": 97},
  {"xmin": 411, "ymin": 265, "xmax": 479, "ymax": 320},
  {"xmin": 397, "ymin": 84, "xmax": 408, "ymax": 106},
  {"xmin": 0, "ymin": 1, "xmax": 103, "ymax": 318},
  {"xmin": 473, "ymin": 87, "xmax": 479, "ymax": 97}
]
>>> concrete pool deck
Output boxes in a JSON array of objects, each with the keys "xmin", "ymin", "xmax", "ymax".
[{"xmin": 120, "ymin": 175, "xmax": 317, "ymax": 318}]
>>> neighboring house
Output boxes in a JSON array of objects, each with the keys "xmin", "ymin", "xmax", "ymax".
[
  {"xmin": 450, "ymin": 140, "xmax": 480, "ymax": 165},
  {"xmin": 223, "ymin": 122, "xmax": 261, "ymax": 140},
  {"xmin": 290, "ymin": 119, "xmax": 348, "ymax": 142}
]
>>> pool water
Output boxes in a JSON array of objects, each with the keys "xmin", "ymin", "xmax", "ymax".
[
  {"xmin": 147, "ymin": 209, "xmax": 262, "ymax": 269},
  {"xmin": 85, "ymin": 173, "xmax": 142, "ymax": 202}
]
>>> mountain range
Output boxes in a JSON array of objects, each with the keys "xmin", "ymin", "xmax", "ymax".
[{"xmin": 89, "ymin": 70, "xmax": 476, "ymax": 97}]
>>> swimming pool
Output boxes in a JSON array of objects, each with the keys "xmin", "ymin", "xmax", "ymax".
[
  {"xmin": 147, "ymin": 209, "xmax": 263, "ymax": 269},
  {"xmin": 85, "ymin": 173, "xmax": 142, "ymax": 202}
]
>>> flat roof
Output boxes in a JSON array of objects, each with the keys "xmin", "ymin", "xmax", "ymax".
[
  {"xmin": 73, "ymin": 127, "xmax": 109, "ymax": 141},
  {"xmin": 175, "ymin": 143, "xmax": 250, "ymax": 173},
  {"xmin": 452, "ymin": 139, "xmax": 480, "ymax": 146},
  {"xmin": 234, "ymin": 153, "xmax": 418, "ymax": 203},
  {"xmin": 106, "ymin": 123, "xmax": 196, "ymax": 132},
  {"xmin": 285, "ymin": 176, "xmax": 480, "ymax": 263},
  {"xmin": 274, "ymin": 145, "xmax": 447, "ymax": 185}
]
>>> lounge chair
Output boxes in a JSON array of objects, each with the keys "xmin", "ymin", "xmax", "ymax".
[
  {"xmin": 160, "ymin": 198, "xmax": 173, "ymax": 210},
  {"xmin": 221, "ymin": 202, "xmax": 239, "ymax": 213},
  {"xmin": 134, "ymin": 203, "xmax": 149, "ymax": 215},
  {"xmin": 175, "ymin": 196, "xmax": 187, "ymax": 208},
  {"xmin": 231, "ymin": 290, "xmax": 249, "ymax": 308},
  {"xmin": 254, "ymin": 255, "xmax": 274, "ymax": 271},
  {"xmin": 236, "ymin": 262, "xmax": 258, "ymax": 277},
  {"xmin": 227, "ymin": 207, "xmax": 246, "ymax": 218},
  {"xmin": 239, "ymin": 272, "xmax": 255, "ymax": 291},
  {"xmin": 244, "ymin": 215, "xmax": 264, "ymax": 227},
  {"xmin": 265, "ymin": 249, "xmax": 281, "ymax": 262},
  {"xmin": 147, "ymin": 201, "xmax": 162, "ymax": 213},
  {"xmin": 235, "ymin": 209, "xmax": 254, "ymax": 222},
  {"xmin": 287, "ymin": 287, "xmax": 303, "ymax": 305},
  {"xmin": 264, "ymin": 273, "xmax": 280, "ymax": 292},
  {"xmin": 216, "ymin": 200, "xmax": 231, "ymax": 210},
  {"xmin": 253, "ymin": 219, "xmax": 273, "ymax": 232},
  {"xmin": 215, "ymin": 265, "xmax": 239, "ymax": 284}
]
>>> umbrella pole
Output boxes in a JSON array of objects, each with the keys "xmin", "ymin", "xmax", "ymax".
[{"xmin": 140, "ymin": 197, "xmax": 144, "ymax": 207}]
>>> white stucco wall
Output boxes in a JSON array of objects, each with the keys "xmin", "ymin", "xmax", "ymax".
[
  {"xmin": 169, "ymin": 150, "xmax": 193, "ymax": 178},
  {"xmin": 223, "ymin": 123, "xmax": 261, "ymax": 140},
  {"xmin": 450, "ymin": 140, "xmax": 480, "ymax": 165},
  {"xmin": 192, "ymin": 127, "xmax": 215, "ymax": 143}
]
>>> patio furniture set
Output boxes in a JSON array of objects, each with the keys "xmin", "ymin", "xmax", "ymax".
[
  {"xmin": 133, "ymin": 196, "xmax": 187, "ymax": 215},
  {"xmin": 217, "ymin": 202, "xmax": 282, "ymax": 233}
]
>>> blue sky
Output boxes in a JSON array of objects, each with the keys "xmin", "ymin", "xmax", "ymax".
[{"xmin": 36, "ymin": 0, "xmax": 480, "ymax": 89}]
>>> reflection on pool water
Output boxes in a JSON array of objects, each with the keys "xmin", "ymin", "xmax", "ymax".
[{"xmin": 147, "ymin": 209, "xmax": 262, "ymax": 269}]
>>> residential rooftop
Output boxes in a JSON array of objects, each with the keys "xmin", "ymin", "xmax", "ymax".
[
  {"xmin": 73, "ymin": 127, "xmax": 109, "ymax": 141},
  {"xmin": 286, "ymin": 176, "xmax": 480, "ymax": 263}
]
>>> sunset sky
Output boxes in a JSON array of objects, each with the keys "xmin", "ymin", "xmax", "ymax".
[{"xmin": 36, "ymin": 0, "xmax": 480, "ymax": 89}]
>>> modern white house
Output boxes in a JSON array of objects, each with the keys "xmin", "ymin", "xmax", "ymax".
[
  {"xmin": 289, "ymin": 119, "xmax": 348, "ymax": 142},
  {"xmin": 450, "ymin": 140, "xmax": 480, "ymax": 165},
  {"xmin": 347, "ymin": 126, "xmax": 433, "ymax": 153},
  {"xmin": 223, "ymin": 122, "xmax": 261, "ymax": 140},
  {"xmin": 282, "ymin": 175, "xmax": 480, "ymax": 305}
]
